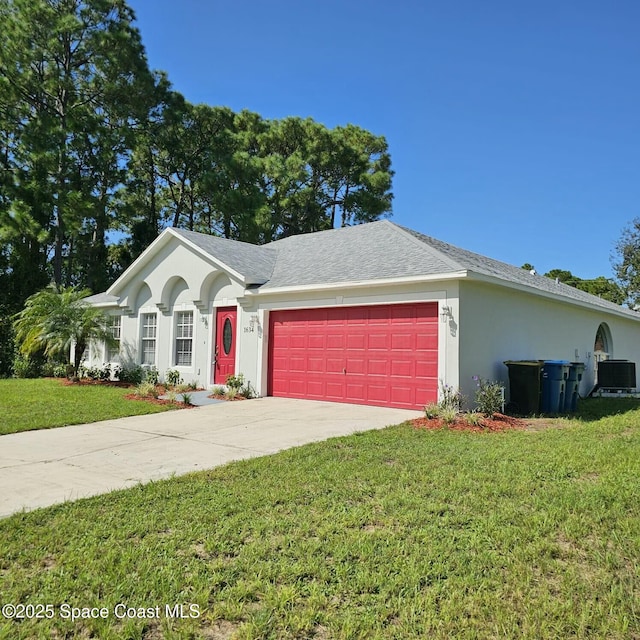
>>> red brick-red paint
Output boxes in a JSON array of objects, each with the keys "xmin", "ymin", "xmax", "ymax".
[{"xmin": 268, "ymin": 303, "xmax": 438, "ymax": 409}]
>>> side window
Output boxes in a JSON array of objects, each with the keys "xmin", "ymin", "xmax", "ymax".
[
  {"xmin": 141, "ymin": 313, "xmax": 157, "ymax": 365},
  {"xmin": 175, "ymin": 311, "xmax": 193, "ymax": 366},
  {"xmin": 106, "ymin": 316, "xmax": 121, "ymax": 362}
]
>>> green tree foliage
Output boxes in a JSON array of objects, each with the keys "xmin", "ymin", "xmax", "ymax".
[
  {"xmin": 544, "ymin": 269, "xmax": 625, "ymax": 305},
  {"xmin": 0, "ymin": 0, "xmax": 394, "ymax": 373},
  {"xmin": 13, "ymin": 285, "xmax": 113, "ymax": 376},
  {"xmin": 120, "ymin": 109, "xmax": 394, "ymax": 252},
  {"xmin": 613, "ymin": 217, "xmax": 640, "ymax": 308},
  {"xmin": 0, "ymin": 0, "xmax": 158, "ymax": 290}
]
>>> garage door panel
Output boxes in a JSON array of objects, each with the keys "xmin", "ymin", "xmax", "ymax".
[
  {"xmin": 366, "ymin": 385, "xmax": 388, "ymax": 402},
  {"xmin": 268, "ymin": 303, "xmax": 438, "ymax": 410},
  {"xmin": 325, "ymin": 335, "xmax": 343, "ymax": 350},
  {"xmin": 416, "ymin": 334, "xmax": 438, "ymax": 350},
  {"xmin": 346, "ymin": 334, "xmax": 366, "ymax": 350},
  {"xmin": 289, "ymin": 356, "xmax": 307, "ymax": 371},
  {"xmin": 368, "ymin": 307, "xmax": 390, "ymax": 323},
  {"xmin": 346, "ymin": 383, "xmax": 366, "ymax": 401},
  {"xmin": 326, "ymin": 308, "xmax": 345, "ymax": 324},
  {"xmin": 416, "ymin": 361, "xmax": 438, "ymax": 378},
  {"xmin": 391, "ymin": 334, "xmax": 414, "ymax": 350},
  {"xmin": 307, "ymin": 357, "xmax": 325, "ymax": 372},
  {"xmin": 326, "ymin": 382, "xmax": 345, "ymax": 399},
  {"xmin": 346, "ymin": 358, "xmax": 366, "ymax": 374},
  {"xmin": 307, "ymin": 334, "xmax": 326, "ymax": 350},
  {"xmin": 390, "ymin": 306, "xmax": 415, "ymax": 322},
  {"xmin": 389, "ymin": 386, "xmax": 412, "ymax": 404},
  {"xmin": 367, "ymin": 359, "xmax": 388, "ymax": 376},
  {"xmin": 367, "ymin": 333, "xmax": 389, "ymax": 350},
  {"xmin": 289, "ymin": 334, "xmax": 307, "ymax": 349},
  {"xmin": 390, "ymin": 359, "xmax": 414, "ymax": 377},
  {"xmin": 307, "ymin": 380, "xmax": 324, "ymax": 396}
]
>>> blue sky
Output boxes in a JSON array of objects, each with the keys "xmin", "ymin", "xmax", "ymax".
[{"xmin": 127, "ymin": 0, "xmax": 639, "ymax": 279}]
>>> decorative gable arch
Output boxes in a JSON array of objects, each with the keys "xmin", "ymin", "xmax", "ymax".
[{"xmin": 158, "ymin": 275, "xmax": 192, "ymax": 313}]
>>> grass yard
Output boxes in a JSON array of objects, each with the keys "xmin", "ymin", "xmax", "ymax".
[
  {"xmin": 0, "ymin": 400, "xmax": 639, "ymax": 639},
  {"xmin": 0, "ymin": 378, "xmax": 179, "ymax": 435}
]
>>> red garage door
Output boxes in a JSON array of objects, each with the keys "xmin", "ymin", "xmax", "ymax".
[{"xmin": 268, "ymin": 303, "xmax": 438, "ymax": 410}]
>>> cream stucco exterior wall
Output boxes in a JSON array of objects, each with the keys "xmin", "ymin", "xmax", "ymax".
[
  {"xmin": 458, "ymin": 279, "xmax": 640, "ymax": 403},
  {"xmin": 88, "ymin": 236, "xmax": 244, "ymax": 387}
]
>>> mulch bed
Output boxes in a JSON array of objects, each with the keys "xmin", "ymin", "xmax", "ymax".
[
  {"xmin": 208, "ymin": 394, "xmax": 247, "ymax": 401},
  {"xmin": 123, "ymin": 393, "xmax": 196, "ymax": 408},
  {"xmin": 411, "ymin": 413, "xmax": 528, "ymax": 433},
  {"xmin": 58, "ymin": 378, "xmax": 132, "ymax": 388}
]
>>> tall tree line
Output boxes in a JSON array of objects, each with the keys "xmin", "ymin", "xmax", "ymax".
[{"xmin": 0, "ymin": 0, "xmax": 393, "ymax": 375}]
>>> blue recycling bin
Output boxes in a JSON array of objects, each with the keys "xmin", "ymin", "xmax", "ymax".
[
  {"xmin": 564, "ymin": 362, "xmax": 585, "ymax": 412},
  {"xmin": 541, "ymin": 361, "xmax": 570, "ymax": 414}
]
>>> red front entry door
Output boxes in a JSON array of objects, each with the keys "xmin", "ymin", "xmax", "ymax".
[{"xmin": 214, "ymin": 307, "xmax": 237, "ymax": 384}]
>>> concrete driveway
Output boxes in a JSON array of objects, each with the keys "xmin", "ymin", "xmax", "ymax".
[{"xmin": 0, "ymin": 398, "xmax": 420, "ymax": 518}]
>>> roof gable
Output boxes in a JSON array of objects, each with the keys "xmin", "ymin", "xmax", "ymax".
[
  {"xmin": 170, "ymin": 228, "xmax": 276, "ymax": 285},
  {"xmin": 107, "ymin": 227, "xmax": 276, "ymax": 296}
]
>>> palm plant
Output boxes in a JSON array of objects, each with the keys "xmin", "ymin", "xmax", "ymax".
[{"xmin": 13, "ymin": 285, "xmax": 114, "ymax": 377}]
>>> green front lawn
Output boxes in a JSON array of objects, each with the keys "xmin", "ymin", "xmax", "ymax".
[
  {"xmin": 0, "ymin": 400, "xmax": 638, "ymax": 639},
  {"xmin": 0, "ymin": 378, "xmax": 179, "ymax": 435}
]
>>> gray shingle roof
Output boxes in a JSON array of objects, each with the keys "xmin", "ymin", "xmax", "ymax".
[
  {"xmin": 258, "ymin": 221, "xmax": 462, "ymax": 289},
  {"xmin": 95, "ymin": 220, "xmax": 637, "ymax": 320},
  {"xmin": 171, "ymin": 228, "xmax": 276, "ymax": 285},
  {"xmin": 398, "ymin": 225, "xmax": 637, "ymax": 317}
]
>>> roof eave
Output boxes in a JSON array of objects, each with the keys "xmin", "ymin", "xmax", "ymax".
[
  {"xmin": 245, "ymin": 271, "xmax": 469, "ymax": 296},
  {"xmin": 172, "ymin": 230, "xmax": 248, "ymax": 284},
  {"xmin": 466, "ymin": 271, "xmax": 640, "ymax": 321}
]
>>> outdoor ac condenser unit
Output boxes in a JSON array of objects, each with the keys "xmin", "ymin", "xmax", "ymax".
[{"xmin": 597, "ymin": 360, "xmax": 636, "ymax": 390}]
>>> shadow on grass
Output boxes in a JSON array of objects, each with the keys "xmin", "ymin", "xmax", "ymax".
[
  {"xmin": 510, "ymin": 397, "xmax": 640, "ymax": 424},
  {"xmin": 570, "ymin": 396, "xmax": 640, "ymax": 422}
]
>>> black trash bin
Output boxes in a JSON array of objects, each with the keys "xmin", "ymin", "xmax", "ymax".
[
  {"xmin": 504, "ymin": 361, "xmax": 544, "ymax": 415},
  {"xmin": 564, "ymin": 362, "xmax": 585, "ymax": 412}
]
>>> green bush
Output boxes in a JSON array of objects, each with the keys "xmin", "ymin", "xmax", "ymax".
[
  {"xmin": 81, "ymin": 364, "xmax": 112, "ymax": 381},
  {"xmin": 424, "ymin": 402, "xmax": 441, "ymax": 419},
  {"xmin": 225, "ymin": 373, "xmax": 245, "ymax": 390},
  {"xmin": 115, "ymin": 365, "xmax": 144, "ymax": 385},
  {"xmin": 465, "ymin": 411, "xmax": 485, "ymax": 427},
  {"xmin": 13, "ymin": 353, "xmax": 43, "ymax": 378},
  {"xmin": 41, "ymin": 359, "xmax": 68, "ymax": 378},
  {"xmin": 239, "ymin": 381, "xmax": 256, "ymax": 399},
  {"xmin": 134, "ymin": 381, "xmax": 158, "ymax": 398},
  {"xmin": 439, "ymin": 382, "xmax": 465, "ymax": 411},
  {"xmin": 473, "ymin": 376, "xmax": 505, "ymax": 416},
  {"xmin": 165, "ymin": 369, "xmax": 182, "ymax": 386},
  {"xmin": 144, "ymin": 366, "xmax": 159, "ymax": 385}
]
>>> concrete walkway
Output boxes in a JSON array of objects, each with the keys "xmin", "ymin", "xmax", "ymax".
[{"xmin": 0, "ymin": 398, "xmax": 420, "ymax": 518}]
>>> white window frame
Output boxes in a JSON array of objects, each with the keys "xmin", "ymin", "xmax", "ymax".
[
  {"xmin": 174, "ymin": 310, "xmax": 194, "ymax": 367},
  {"xmin": 105, "ymin": 315, "xmax": 121, "ymax": 363},
  {"xmin": 141, "ymin": 313, "xmax": 157, "ymax": 366}
]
